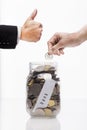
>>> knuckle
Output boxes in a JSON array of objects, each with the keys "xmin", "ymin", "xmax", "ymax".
[
  {"xmin": 37, "ymin": 35, "xmax": 41, "ymax": 40},
  {"xmin": 39, "ymin": 23, "xmax": 43, "ymax": 28}
]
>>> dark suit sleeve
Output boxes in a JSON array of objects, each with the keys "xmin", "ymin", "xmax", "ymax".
[{"xmin": 0, "ymin": 25, "xmax": 18, "ymax": 49}]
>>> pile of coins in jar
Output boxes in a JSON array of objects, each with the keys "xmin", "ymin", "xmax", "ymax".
[{"xmin": 26, "ymin": 64, "xmax": 60, "ymax": 117}]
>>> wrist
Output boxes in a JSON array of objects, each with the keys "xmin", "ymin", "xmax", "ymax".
[
  {"xmin": 20, "ymin": 27, "xmax": 23, "ymax": 40},
  {"xmin": 78, "ymin": 25, "xmax": 87, "ymax": 43},
  {"xmin": 17, "ymin": 26, "xmax": 22, "ymax": 40}
]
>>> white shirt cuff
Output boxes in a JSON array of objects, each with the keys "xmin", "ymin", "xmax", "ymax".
[{"xmin": 17, "ymin": 26, "xmax": 21, "ymax": 44}]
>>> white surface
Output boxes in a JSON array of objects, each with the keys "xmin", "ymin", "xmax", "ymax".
[
  {"xmin": 0, "ymin": 98, "xmax": 87, "ymax": 130},
  {"xmin": 1, "ymin": 0, "xmax": 87, "ymax": 99}
]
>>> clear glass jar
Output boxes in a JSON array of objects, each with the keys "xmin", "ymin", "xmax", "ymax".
[{"xmin": 26, "ymin": 62, "xmax": 60, "ymax": 117}]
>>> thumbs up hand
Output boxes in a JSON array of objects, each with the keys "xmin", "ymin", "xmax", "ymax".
[{"xmin": 20, "ymin": 9, "xmax": 43, "ymax": 42}]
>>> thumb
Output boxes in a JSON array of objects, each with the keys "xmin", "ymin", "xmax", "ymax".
[{"xmin": 28, "ymin": 9, "xmax": 37, "ymax": 20}]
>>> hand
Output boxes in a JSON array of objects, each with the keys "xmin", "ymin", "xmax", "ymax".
[
  {"xmin": 20, "ymin": 9, "xmax": 43, "ymax": 42},
  {"xmin": 47, "ymin": 32, "xmax": 84, "ymax": 56}
]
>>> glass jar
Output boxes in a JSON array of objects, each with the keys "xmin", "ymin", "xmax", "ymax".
[{"xmin": 26, "ymin": 62, "xmax": 60, "ymax": 117}]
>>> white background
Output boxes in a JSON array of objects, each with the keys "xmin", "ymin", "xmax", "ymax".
[
  {"xmin": 1, "ymin": 1, "xmax": 87, "ymax": 130},
  {"xmin": 0, "ymin": 0, "xmax": 87, "ymax": 100}
]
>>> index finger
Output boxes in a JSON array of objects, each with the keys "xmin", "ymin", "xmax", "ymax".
[{"xmin": 47, "ymin": 34, "xmax": 60, "ymax": 54}]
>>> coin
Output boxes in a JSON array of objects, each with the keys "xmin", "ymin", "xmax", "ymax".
[
  {"xmin": 28, "ymin": 83, "xmax": 42, "ymax": 96},
  {"xmin": 28, "ymin": 95, "xmax": 36, "ymax": 100},
  {"xmin": 32, "ymin": 98, "xmax": 37, "ymax": 106},
  {"xmin": 48, "ymin": 100, "xmax": 55, "ymax": 107},
  {"xmin": 44, "ymin": 65, "xmax": 51, "ymax": 71},
  {"xmin": 31, "ymin": 109, "xmax": 45, "ymax": 116},
  {"xmin": 45, "ymin": 53, "xmax": 53, "ymax": 60},
  {"xmin": 44, "ymin": 108, "xmax": 52, "ymax": 116},
  {"xmin": 43, "ymin": 73, "xmax": 52, "ymax": 80},
  {"xmin": 28, "ymin": 79, "xmax": 34, "ymax": 86}
]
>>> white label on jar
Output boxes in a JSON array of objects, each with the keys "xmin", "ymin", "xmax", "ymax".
[{"xmin": 33, "ymin": 79, "xmax": 56, "ymax": 112}]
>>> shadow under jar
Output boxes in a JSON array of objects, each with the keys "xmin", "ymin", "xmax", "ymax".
[{"xmin": 26, "ymin": 62, "xmax": 60, "ymax": 117}]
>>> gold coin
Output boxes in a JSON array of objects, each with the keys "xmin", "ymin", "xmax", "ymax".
[
  {"xmin": 28, "ymin": 79, "xmax": 34, "ymax": 86},
  {"xmin": 44, "ymin": 65, "xmax": 51, "ymax": 71},
  {"xmin": 44, "ymin": 108, "xmax": 52, "ymax": 116},
  {"xmin": 48, "ymin": 100, "xmax": 55, "ymax": 107}
]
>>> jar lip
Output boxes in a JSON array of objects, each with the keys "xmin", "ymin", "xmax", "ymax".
[
  {"xmin": 29, "ymin": 61, "xmax": 58, "ymax": 66},
  {"xmin": 29, "ymin": 62, "xmax": 58, "ymax": 71}
]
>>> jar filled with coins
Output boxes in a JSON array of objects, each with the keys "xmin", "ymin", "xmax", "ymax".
[{"xmin": 26, "ymin": 61, "xmax": 60, "ymax": 117}]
